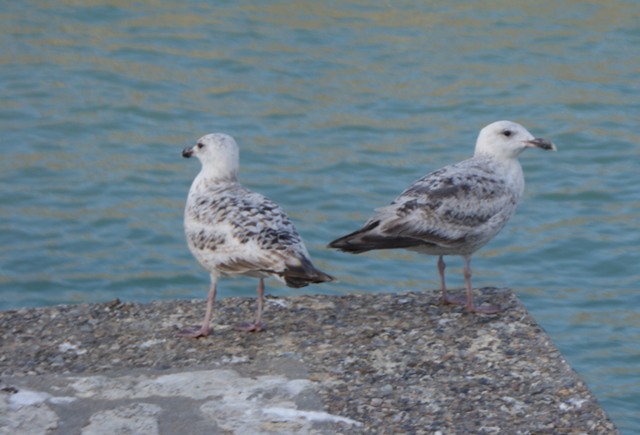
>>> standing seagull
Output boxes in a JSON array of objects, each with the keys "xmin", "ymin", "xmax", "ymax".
[
  {"xmin": 329, "ymin": 120, "xmax": 556, "ymax": 313},
  {"xmin": 181, "ymin": 133, "xmax": 335, "ymax": 338}
]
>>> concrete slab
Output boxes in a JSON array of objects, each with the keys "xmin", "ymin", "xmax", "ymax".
[{"xmin": 0, "ymin": 289, "xmax": 619, "ymax": 433}]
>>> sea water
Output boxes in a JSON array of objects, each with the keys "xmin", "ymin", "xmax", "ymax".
[{"xmin": 1, "ymin": 1, "xmax": 639, "ymax": 431}]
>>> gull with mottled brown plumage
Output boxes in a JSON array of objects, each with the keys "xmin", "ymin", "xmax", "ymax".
[
  {"xmin": 180, "ymin": 133, "xmax": 334, "ymax": 338},
  {"xmin": 329, "ymin": 120, "xmax": 556, "ymax": 313}
]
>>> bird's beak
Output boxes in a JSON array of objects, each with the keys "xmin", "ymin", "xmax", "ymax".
[
  {"xmin": 182, "ymin": 146, "xmax": 194, "ymax": 158},
  {"xmin": 524, "ymin": 137, "xmax": 557, "ymax": 151}
]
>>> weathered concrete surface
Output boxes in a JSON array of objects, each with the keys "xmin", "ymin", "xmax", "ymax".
[
  {"xmin": 0, "ymin": 288, "xmax": 619, "ymax": 434},
  {"xmin": 1, "ymin": 364, "xmax": 352, "ymax": 434}
]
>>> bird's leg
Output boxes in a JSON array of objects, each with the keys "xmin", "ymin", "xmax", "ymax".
[
  {"xmin": 439, "ymin": 256, "xmax": 465, "ymax": 306},
  {"xmin": 236, "ymin": 278, "xmax": 266, "ymax": 332},
  {"xmin": 439, "ymin": 255, "xmax": 451, "ymax": 303},
  {"xmin": 178, "ymin": 277, "xmax": 217, "ymax": 338},
  {"xmin": 463, "ymin": 256, "xmax": 499, "ymax": 314}
]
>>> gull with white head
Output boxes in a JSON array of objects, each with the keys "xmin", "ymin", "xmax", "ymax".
[
  {"xmin": 329, "ymin": 120, "xmax": 556, "ymax": 313},
  {"xmin": 181, "ymin": 133, "xmax": 335, "ymax": 338}
]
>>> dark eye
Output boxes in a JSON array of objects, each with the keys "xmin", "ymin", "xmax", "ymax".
[
  {"xmin": 502, "ymin": 130, "xmax": 512, "ymax": 137},
  {"xmin": 197, "ymin": 142, "xmax": 204, "ymax": 149}
]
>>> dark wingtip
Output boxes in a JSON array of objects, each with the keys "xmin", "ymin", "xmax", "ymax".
[
  {"xmin": 282, "ymin": 256, "xmax": 337, "ymax": 288},
  {"xmin": 328, "ymin": 230, "xmax": 382, "ymax": 254},
  {"xmin": 328, "ymin": 228, "xmax": 370, "ymax": 253},
  {"xmin": 313, "ymin": 271, "xmax": 338, "ymax": 285},
  {"xmin": 328, "ymin": 240, "xmax": 362, "ymax": 254},
  {"xmin": 283, "ymin": 269, "xmax": 336, "ymax": 288},
  {"xmin": 327, "ymin": 240, "xmax": 342, "ymax": 249}
]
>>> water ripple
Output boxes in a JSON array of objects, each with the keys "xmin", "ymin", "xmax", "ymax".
[{"xmin": 1, "ymin": 1, "xmax": 639, "ymax": 431}]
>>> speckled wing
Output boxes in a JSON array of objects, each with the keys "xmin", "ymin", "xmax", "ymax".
[
  {"xmin": 186, "ymin": 184, "xmax": 332, "ymax": 286},
  {"xmin": 330, "ymin": 157, "xmax": 520, "ymax": 255}
]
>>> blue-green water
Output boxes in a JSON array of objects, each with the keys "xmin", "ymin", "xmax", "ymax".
[{"xmin": 1, "ymin": 1, "xmax": 639, "ymax": 431}]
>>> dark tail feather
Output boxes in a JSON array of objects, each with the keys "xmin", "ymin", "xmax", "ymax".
[
  {"xmin": 328, "ymin": 221, "xmax": 379, "ymax": 253},
  {"xmin": 328, "ymin": 234, "xmax": 372, "ymax": 253},
  {"xmin": 329, "ymin": 221, "xmax": 423, "ymax": 254},
  {"xmin": 282, "ymin": 257, "xmax": 336, "ymax": 288}
]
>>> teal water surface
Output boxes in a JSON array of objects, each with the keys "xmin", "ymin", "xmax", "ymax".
[{"xmin": 1, "ymin": 1, "xmax": 639, "ymax": 432}]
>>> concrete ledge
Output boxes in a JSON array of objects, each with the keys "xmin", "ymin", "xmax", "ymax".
[{"xmin": 0, "ymin": 288, "xmax": 618, "ymax": 434}]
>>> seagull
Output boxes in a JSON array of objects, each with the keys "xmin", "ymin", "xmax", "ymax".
[
  {"xmin": 181, "ymin": 133, "xmax": 335, "ymax": 337},
  {"xmin": 329, "ymin": 120, "xmax": 556, "ymax": 313}
]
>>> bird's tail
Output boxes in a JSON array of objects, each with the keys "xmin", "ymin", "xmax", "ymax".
[
  {"xmin": 329, "ymin": 220, "xmax": 421, "ymax": 254},
  {"xmin": 327, "ymin": 231, "xmax": 374, "ymax": 254},
  {"xmin": 282, "ymin": 257, "xmax": 336, "ymax": 288}
]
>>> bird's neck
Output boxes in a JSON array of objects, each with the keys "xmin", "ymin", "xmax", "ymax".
[
  {"xmin": 476, "ymin": 153, "xmax": 525, "ymax": 197},
  {"xmin": 501, "ymin": 158, "xmax": 525, "ymax": 198},
  {"xmin": 192, "ymin": 169, "xmax": 238, "ymax": 192}
]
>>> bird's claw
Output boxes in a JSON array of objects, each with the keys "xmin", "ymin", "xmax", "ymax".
[
  {"xmin": 465, "ymin": 304, "xmax": 500, "ymax": 314},
  {"xmin": 235, "ymin": 322, "xmax": 265, "ymax": 332},
  {"xmin": 177, "ymin": 326, "xmax": 210, "ymax": 338}
]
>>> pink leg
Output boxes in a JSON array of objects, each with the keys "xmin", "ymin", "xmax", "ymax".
[
  {"xmin": 439, "ymin": 256, "xmax": 465, "ymax": 306},
  {"xmin": 178, "ymin": 276, "xmax": 217, "ymax": 338},
  {"xmin": 236, "ymin": 278, "xmax": 266, "ymax": 332},
  {"xmin": 463, "ymin": 256, "xmax": 499, "ymax": 314}
]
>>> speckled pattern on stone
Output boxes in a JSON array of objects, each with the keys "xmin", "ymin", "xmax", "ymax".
[{"xmin": 0, "ymin": 288, "xmax": 618, "ymax": 434}]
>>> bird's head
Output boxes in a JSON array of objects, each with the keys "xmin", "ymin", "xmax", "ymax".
[
  {"xmin": 182, "ymin": 133, "xmax": 240, "ymax": 181},
  {"xmin": 474, "ymin": 120, "xmax": 556, "ymax": 159}
]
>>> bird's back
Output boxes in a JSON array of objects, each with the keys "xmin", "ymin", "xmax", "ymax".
[{"xmin": 185, "ymin": 179, "xmax": 333, "ymax": 286}]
